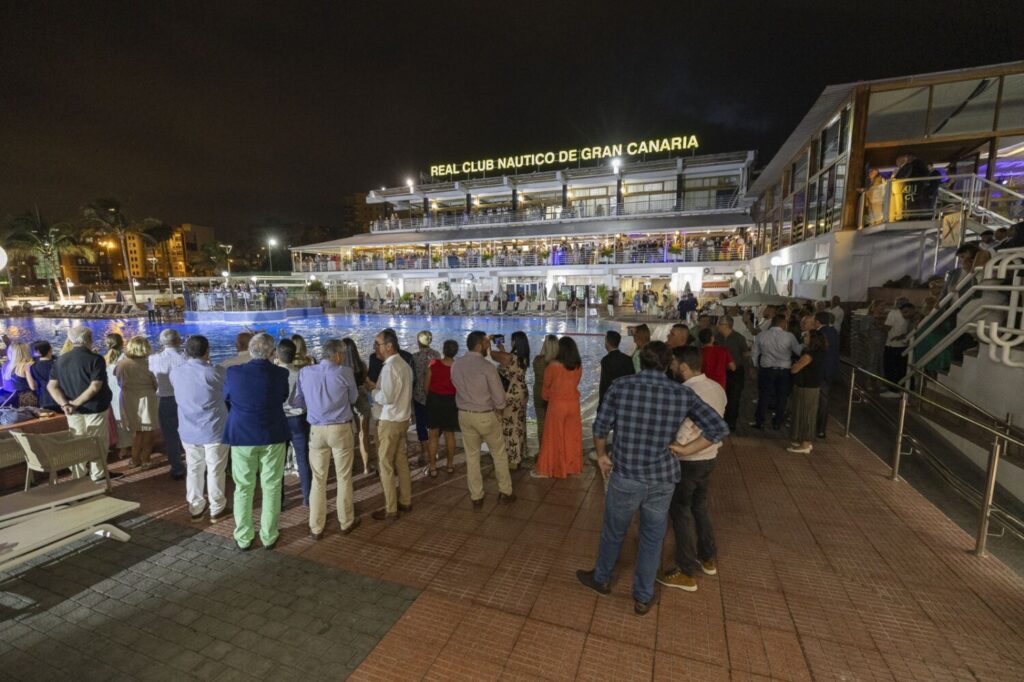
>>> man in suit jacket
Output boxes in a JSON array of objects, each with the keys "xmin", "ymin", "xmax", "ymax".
[
  {"xmin": 224, "ymin": 333, "xmax": 290, "ymax": 551},
  {"xmin": 599, "ymin": 330, "xmax": 635, "ymax": 408}
]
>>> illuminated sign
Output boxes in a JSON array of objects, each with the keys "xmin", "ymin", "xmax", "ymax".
[{"xmin": 428, "ymin": 135, "xmax": 699, "ymax": 178}]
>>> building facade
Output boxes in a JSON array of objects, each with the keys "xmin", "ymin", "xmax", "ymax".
[{"xmin": 291, "ymin": 145, "xmax": 758, "ymax": 302}]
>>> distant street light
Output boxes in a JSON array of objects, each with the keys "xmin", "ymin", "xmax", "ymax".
[
  {"xmin": 221, "ymin": 270, "xmax": 229, "ymax": 279},
  {"xmin": 267, "ymin": 237, "xmax": 278, "ymax": 273}
]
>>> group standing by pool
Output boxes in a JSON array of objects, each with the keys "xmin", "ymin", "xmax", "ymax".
[{"xmin": 24, "ymin": 317, "xmax": 739, "ymax": 615}]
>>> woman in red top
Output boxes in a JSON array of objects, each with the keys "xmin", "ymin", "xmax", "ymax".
[
  {"xmin": 698, "ymin": 328, "xmax": 734, "ymax": 389},
  {"xmin": 425, "ymin": 339, "xmax": 460, "ymax": 476},
  {"xmin": 533, "ymin": 337, "xmax": 583, "ymax": 478}
]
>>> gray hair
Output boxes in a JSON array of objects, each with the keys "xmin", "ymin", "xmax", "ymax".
[
  {"xmin": 322, "ymin": 339, "xmax": 345, "ymax": 362},
  {"xmin": 159, "ymin": 329, "xmax": 181, "ymax": 347},
  {"xmin": 68, "ymin": 326, "xmax": 92, "ymax": 347},
  {"xmin": 248, "ymin": 332, "xmax": 277, "ymax": 360}
]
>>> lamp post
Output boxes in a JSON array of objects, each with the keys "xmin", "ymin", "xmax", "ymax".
[
  {"xmin": 267, "ymin": 238, "xmax": 278, "ymax": 274},
  {"xmin": 219, "ymin": 243, "xmax": 233, "ymax": 276}
]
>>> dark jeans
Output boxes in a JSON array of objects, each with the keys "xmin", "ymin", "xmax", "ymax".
[
  {"xmin": 669, "ymin": 459, "xmax": 716, "ymax": 576},
  {"xmin": 883, "ymin": 345, "xmax": 907, "ymax": 386},
  {"xmin": 594, "ymin": 472, "xmax": 675, "ymax": 604},
  {"xmin": 724, "ymin": 368, "xmax": 745, "ymax": 430},
  {"xmin": 413, "ymin": 400, "xmax": 429, "ymax": 443},
  {"xmin": 816, "ymin": 377, "xmax": 833, "ymax": 435},
  {"xmin": 158, "ymin": 396, "xmax": 183, "ymax": 476},
  {"xmin": 754, "ymin": 367, "xmax": 790, "ymax": 428},
  {"xmin": 287, "ymin": 414, "xmax": 311, "ymax": 505}
]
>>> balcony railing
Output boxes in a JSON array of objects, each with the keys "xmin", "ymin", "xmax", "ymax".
[
  {"xmin": 294, "ymin": 243, "xmax": 757, "ymax": 274},
  {"xmin": 184, "ymin": 291, "xmax": 322, "ymax": 312},
  {"xmin": 370, "ymin": 191, "xmax": 743, "ymax": 233},
  {"xmin": 858, "ymin": 173, "xmax": 1023, "ymax": 230}
]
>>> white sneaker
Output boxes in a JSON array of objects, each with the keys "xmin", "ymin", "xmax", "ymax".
[
  {"xmin": 529, "ymin": 469, "xmax": 550, "ymax": 479},
  {"xmin": 786, "ymin": 445, "xmax": 813, "ymax": 454}
]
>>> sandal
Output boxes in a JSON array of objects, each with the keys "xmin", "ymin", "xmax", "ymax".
[{"xmin": 428, "ymin": 467, "xmax": 439, "ymax": 478}]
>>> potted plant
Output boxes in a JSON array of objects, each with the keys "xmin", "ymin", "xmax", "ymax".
[
  {"xmin": 599, "ymin": 247, "xmax": 613, "ymax": 263},
  {"xmin": 668, "ymin": 244, "xmax": 682, "ymax": 261},
  {"xmin": 538, "ymin": 248, "xmax": 551, "ymax": 262}
]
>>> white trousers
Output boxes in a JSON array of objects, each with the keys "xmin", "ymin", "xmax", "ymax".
[{"xmin": 183, "ymin": 442, "xmax": 229, "ymax": 515}]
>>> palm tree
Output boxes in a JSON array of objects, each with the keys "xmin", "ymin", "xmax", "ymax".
[
  {"xmin": 190, "ymin": 243, "xmax": 230, "ymax": 276},
  {"xmin": 144, "ymin": 222, "xmax": 177, "ymax": 280},
  {"xmin": 82, "ymin": 198, "xmax": 161, "ymax": 305},
  {"xmin": 2, "ymin": 208, "xmax": 95, "ymax": 302}
]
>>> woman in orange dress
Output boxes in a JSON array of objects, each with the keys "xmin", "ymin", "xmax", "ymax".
[{"xmin": 532, "ymin": 336, "xmax": 583, "ymax": 478}]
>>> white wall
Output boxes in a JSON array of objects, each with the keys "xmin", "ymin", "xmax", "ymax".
[{"xmin": 747, "ymin": 230, "xmax": 956, "ymax": 303}]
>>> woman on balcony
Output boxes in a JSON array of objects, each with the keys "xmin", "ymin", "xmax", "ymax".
[{"xmin": 532, "ymin": 336, "xmax": 583, "ymax": 479}]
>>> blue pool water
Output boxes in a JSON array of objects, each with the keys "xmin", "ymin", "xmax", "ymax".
[{"xmin": 1, "ymin": 314, "xmax": 635, "ymax": 417}]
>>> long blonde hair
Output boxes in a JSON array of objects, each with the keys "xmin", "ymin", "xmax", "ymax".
[
  {"xmin": 104, "ymin": 333, "xmax": 125, "ymax": 365},
  {"xmin": 540, "ymin": 334, "xmax": 559, "ymax": 362},
  {"xmin": 3, "ymin": 343, "xmax": 32, "ymax": 380}
]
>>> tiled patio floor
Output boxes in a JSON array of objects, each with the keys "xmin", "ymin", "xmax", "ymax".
[{"xmin": 6, "ymin": 421, "xmax": 1024, "ymax": 681}]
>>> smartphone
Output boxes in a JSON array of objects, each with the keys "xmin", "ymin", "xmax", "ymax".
[
  {"xmin": 491, "ymin": 334, "xmax": 505, "ymax": 345},
  {"xmin": 626, "ymin": 326, "xmax": 635, "ymax": 336}
]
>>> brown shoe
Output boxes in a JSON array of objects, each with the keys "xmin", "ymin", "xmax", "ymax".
[
  {"xmin": 340, "ymin": 517, "xmax": 362, "ymax": 535},
  {"xmin": 372, "ymin": 509, "xmax": 399, "ymax": 522},
  {"xmin": 634, "ymin": 599, "xmax": 652, "ymax": 616},
  {"xmin": 398, "ymin": 503, "xmax": 413, "ymax": 513},
  {"xmin": 310, "ymin": 530, "xmax": 324, "ymax": 541},
  {"xmin": 471, "ymin": 496, "xmax": 485, "ymax": 510},
  {"xmin": 498, "ymin": 492, "xmax": 517, "ymax": 504}
]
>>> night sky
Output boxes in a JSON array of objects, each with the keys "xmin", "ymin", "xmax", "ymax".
[{"xmin": 2, "ymin": 1, "xmax": 1021, "ymax": 239}]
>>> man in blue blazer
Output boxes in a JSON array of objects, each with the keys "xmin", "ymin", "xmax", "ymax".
[{"xmin": 224, "ymin": 333, "xmax": 291, "ymax": 550}]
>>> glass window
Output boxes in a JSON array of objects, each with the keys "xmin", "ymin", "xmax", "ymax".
[
  {"xmin": 999, "ymin": 74, "xmax": 1024, "ymax": 131},
  {"xmin": 806, "ymin": 180, "xmax": 818, "ymax": 239},
  {"xmin": 792, "ymin": 153, "xmax": 808, "ymax": 193},
  {"xmin": 867, "ymin": 87, "xmax": 929, "ymax": 141},
  {"xmin": 929, "ymin": 78, "xmax": 998, "ymax": 136}
]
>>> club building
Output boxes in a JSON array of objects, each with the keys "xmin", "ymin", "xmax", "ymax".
[{"xmin": 290, "ymin": 140, "xmax": 758, "ymax": 302}]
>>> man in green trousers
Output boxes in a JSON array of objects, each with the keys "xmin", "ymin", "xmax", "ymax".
[{"xmin": 223, "ymin": 333, "xmax": 291, "ymax": 550}]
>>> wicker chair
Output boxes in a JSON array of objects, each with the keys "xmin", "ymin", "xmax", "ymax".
[
  {"xmin": 0, "ymin": 434, "xmax": 25, "ymax": 474},
  {"xmin": 9, "ymin": 430, "xmax": 109, "ymax": 491}
]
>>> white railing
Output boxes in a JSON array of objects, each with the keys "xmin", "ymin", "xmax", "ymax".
[
  {"xmin": 907, "ymin": 247, "xmax": 1024, "ymax": 373},
  {"xmin": 369, "ymin": 191, "xmax": 742, "ymax": 233}
]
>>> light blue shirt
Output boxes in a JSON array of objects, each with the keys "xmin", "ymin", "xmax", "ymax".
[
  {"xmin": 292, "ymin": 359, "xmax": 358, "ymax": 425},
  {"xmin": 752, "ymin": 326, "xmax": 803, "ymax": 369},
  {"xmin": 169, "ymin": 359, "xmax": 228, "ymax": 444},
  {"xmin": 149, "ymin": 347, "xmax": 187, "ymax": 397}
]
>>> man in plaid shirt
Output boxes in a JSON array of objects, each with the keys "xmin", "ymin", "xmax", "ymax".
[{"xmin": 577, "ymin": 341, "xmax": 729, "ymax": 615}]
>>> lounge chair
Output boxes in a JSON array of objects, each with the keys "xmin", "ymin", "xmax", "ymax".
[{"xmin": 10, "ymin": 430, "xmax": 110, "ymax": 491}]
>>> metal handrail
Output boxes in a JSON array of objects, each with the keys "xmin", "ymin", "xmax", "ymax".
[
  {"xmin": 841, "ymin": 358, "xmax": 1020, "ymax": 556},
  {"xmin": 907, "ymin": 364, "xmax": 1012, "ymax": 431}
]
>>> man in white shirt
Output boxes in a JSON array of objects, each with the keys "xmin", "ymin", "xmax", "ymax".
[
  {"xmin": 828, "ymin": 295, "xmax": 845, "ymax": 335},
  {"xmin": 221, "ymin": 331, "xmax": 254, "ymax": 368},
  {"xmin": 881, "ymin": 301, "xmax": 916, "ymax": 398},
  {"xmin": 658, "ymin": 346, "xmax": 727, "ymax": 593},
  {"xmin": 150, "ymin": 329, "xmax": 187, "ymax": 480},
  {"xmin": 370, "ymin": 328, "xmax": 414, "ymax": 521}
]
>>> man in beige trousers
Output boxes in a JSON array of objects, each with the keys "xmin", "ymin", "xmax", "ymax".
[
  {"xmin": 451, "ymin": 331, "xmax": 516, "ymax": 509},
  {"xmin": 370, "ymin": 329, "xmax": 414, "ymax": 521},
  {"xmin": 293, "ymin": 339, "xmax": 360, "ymax": 538}
]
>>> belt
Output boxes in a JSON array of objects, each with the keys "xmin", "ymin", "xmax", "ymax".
[
  {"xmin": 459, "ymin": 408, "xmax": 494, "ymax": 413},
  {"xmin": 311, "ymin": 420, "xmax": 352, "ymax": 426}
]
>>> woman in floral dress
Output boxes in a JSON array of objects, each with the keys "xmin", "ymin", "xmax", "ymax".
[{"xmin": 493, "ymin": 331, "xmax": 530, "ymax": 470}]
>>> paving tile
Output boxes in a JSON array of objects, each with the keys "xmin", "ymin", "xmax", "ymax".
[
  {"xmin": 504, "ymin": 619, "xmax": 586, "ymax": 682},
  {"xmin": 652, "ymin": 651, "xmax": 729, "ymax": 681},
  {"xmin": 576, "ymin": 633, "xmax": 654, "ymax": 681},
  {"xmin": 589, "ymin": 594, "xmax": 659, "ymax": 647},
  {"xmin": 528, "ymin": 578, "xmax": 597, "ymax": 632}
]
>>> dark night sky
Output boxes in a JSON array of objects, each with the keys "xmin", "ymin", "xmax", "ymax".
[{"xmin": 2, "ymin": 1, "xmax": 1022, "ymax": 240}]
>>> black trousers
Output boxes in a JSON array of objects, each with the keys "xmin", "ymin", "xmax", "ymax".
[
  {"xmin": 669, "ymin": 459, "xmax": 717, "ymax": 576},
  {"xmin": 883, "ymin": 345, "xmax": 907, "ymax": 386},
  {"xmin": 754, "ymin": 367, "xmax": 790, "ymax": 428},
  {"xmin": 724, "ymin": 368, "xmax": 745, "ymax": 430},
  {"xmin": 816, "ymin": 378, "xmax": 833, "ymax": 435}
]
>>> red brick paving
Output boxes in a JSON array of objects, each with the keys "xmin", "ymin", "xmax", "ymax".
[{"xmin": 102, "ymin": 424, "xmax": 1024, "ymax": 681}]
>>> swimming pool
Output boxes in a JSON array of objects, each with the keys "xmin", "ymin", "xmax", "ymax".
[{"xmin": 0, "ymin": 314, "xmax": 641, "ymax": 421}]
